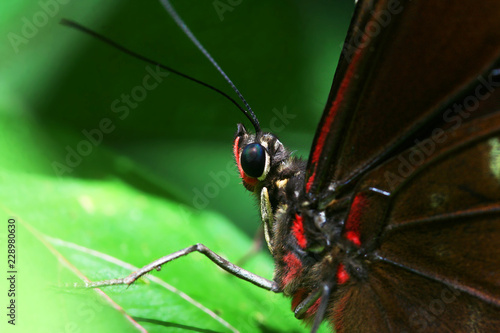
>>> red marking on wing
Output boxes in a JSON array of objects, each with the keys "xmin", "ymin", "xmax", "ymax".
[
  {"xmin": 310, "ymin": 104, "xmax": 337, "ymax": 165},
  {"xmin": 344, "ymin": 193, "xmax": 367, "ymax": 247},
  {"xmin": 292, "ymin": 214, "xmax": 307, "ymax": 248},
  {"xmin": 233, "ymin": 136, "xmax": 258, "ymax": 187},
  {"xmin": 306, "ymin": 35, "xmax": 366, "ymax": 194},
  {"xmin": 305, "ymin": 172, "xmax": 315, "ymax": 193},
  {"xmin": 282, "ymin": 252, "xmax": 303, "ymax": 287},
  {"xmin": 336, "ymin": 263, "xmax": 350, "ymax": 284},
  {"xmin": 345, "ymin": 231, "xmax": 360, "ymax": 247}
]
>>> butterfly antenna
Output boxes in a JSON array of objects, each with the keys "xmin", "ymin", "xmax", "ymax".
[
  {"xmin": 60, "ymin": 19, "xmax": 260, "ymax": 132},
  {"xmin": 159, "ymin": 0, "xmax": 261, "ymax": 133}
]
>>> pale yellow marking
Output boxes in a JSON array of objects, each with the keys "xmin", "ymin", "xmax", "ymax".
[
  {"xmin": 488, "ymin": 137, "xmax": 500, "ymax": 181},
  {"xmin": 323, "ymin": 254, "xmax": 333, "ymax": 263},
  {"xmin": 260, "ymin": 187, "xmax": 275, "ymax": 254},
  {"xmin": 275, "ymin": 179, "xmax": 288, "ymax": 189},
  {"xmin": 430, "ymin": 192, "xmax": 447, "ymax": 209}
]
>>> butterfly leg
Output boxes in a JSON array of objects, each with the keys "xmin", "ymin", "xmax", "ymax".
[{"xmin": 82, "ymin": 244, "xmax": 280, "ymax": 292}]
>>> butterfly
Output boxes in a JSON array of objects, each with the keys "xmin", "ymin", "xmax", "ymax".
[
  {"xmin": 68, "ymin": 0, "xmax": 500, "ymax": 332},
  {"xmin": 233, "ymin": 0, "xmax": 500, "ymax": 330}
]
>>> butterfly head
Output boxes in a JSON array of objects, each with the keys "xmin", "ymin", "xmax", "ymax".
[{"xmin": 233, "ymin": 123, "xmax": 289, "ymax": 192}]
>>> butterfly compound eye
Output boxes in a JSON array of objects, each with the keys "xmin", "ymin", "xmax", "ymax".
[{"xmin": 241, "ymin": 143, "xmax": 267, "ymax": 178}]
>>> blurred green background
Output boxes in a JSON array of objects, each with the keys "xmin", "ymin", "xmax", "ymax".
[{"xmin": 0, "ymin": 0, "xmax": 353, "ymax": 332}]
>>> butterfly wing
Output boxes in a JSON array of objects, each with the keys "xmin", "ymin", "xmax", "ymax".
[
  {"xmin": 305, "ymin": 0, "xmax": 500, "ymax": 198},
  {"xmin": 331, "ymin": 87, "xmax": 500, "ymax": 332},
  {"xmin": 302, "ymin": 0, "xmax": 500, "ymax": 331}
]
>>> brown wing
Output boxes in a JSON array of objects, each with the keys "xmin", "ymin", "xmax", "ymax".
[
  {"xmin": 331, "ymin": 87, "xmax": 500, "ymax": 332},
  {"xmin": 332, "ymin": 261, "xmax": 499, "ymax": 333},
  {"xmin": 305, "ymin": 0, "xmax": 500, "ymax": 199}
]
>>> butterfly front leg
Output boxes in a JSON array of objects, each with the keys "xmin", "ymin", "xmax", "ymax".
[{"xmin": 82, "ymin": 244, "xmax": 280, "ymax": 292}]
